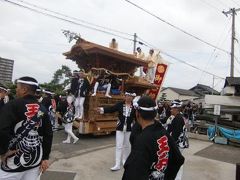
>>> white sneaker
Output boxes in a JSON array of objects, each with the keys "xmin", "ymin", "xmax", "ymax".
[
  {"xmin": 105, "ymin": 94, "xmax": 112, "ymax": 98},
  {"xmin": 110, "ymin": 165, "xmax": 120, "ymax": 171},
  {"xmin": 73, "ymin": 138, "xmax": 79, "ymax": 144},
  {"xmin": 91, "ymin": 93, "xmax": 96, "ymax": 96},
  {"xmin": 62, "ymin": 140, "xmax": 70, "ymax": 144}
]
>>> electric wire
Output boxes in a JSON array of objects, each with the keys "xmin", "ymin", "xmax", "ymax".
[
  {"xmin": 200, "ymin": 0, "xmax": 223, "ymax": 12},
  {"xmin": 14, "ymin": 0, "xmax": 133, "ymax": 37},
  {"xmin": 124, "ymin": 0, "xmax": 230, "ymax": 54},
  {"xmin": 1, "ymin": 0, "xmax": 133, "ymax": 42},
  {"xmin": 137, "ymin": 36, "xmax": 225, "ymax": 79},
  {"xmin": 230, "ymin": 0, "xmax": 240, "ymax": 6},
  {"xmin": 0, "ymin": 0, "xmax": 231, "ymax": 80},
  {"xmin": 198, "ymin": 23, "xmax": 232, "ymax": 83}
]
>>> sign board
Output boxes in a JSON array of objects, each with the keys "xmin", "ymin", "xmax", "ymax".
[
  {"xmin": 148, "ymin": 63, "xmax": 168, "ymax": 100},
  {"xmin": 213, "ymin": 105, "xmax": 221, "ymax": 115}
]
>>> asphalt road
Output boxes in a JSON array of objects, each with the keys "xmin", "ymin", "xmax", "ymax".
[{"xmin": 50, "ymin": 129, "xmax": 116, "ymax": 162}]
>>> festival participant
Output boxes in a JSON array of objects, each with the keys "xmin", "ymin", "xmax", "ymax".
[
  {"xmin": 122, "ymin": 96, "xmax": 184, "ymax": 180},
  {"xmin": 0, "ymin": 83, "xmax": 8, "ymax": 110},
  {"xmin": 97, "ymin": 91, "xmax": 136, "ymax": 171},
  {"xmin": 145, "ymin": 49, "xmax": 157, "ymax": 83},
  {"xmin": 74, "ymin": 69, "xmax": 90, "ymax": 120},
  {"xmin": 166, "ymin": 99, "xmax": 189, "ymax": 180},
  {"xmin": 109, "ymin": 38, "xmax": 118, "ymax": 50},
  {"xmin": 42, "ymin": 89, "xmax": 57, "ymax": 129},
  {"xmin": 0, "ymin": 76, "xmax": 53, "ymax": 180},
  {"xmin": 91, "ymin": 71, "xmax": 113, "ymax": 98},
  {"xmin": 62, "ymin": 95, "xmax": 79, "ymax": 144},
  {"xmin": 135, "ymin": 47, "xmax": 145, "ymax": 77}
]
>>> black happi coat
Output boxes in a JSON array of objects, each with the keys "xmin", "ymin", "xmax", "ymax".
[
  {"xmin": 0, "ymin": 95, "xmax": 53, "ymax": 172},
  {"xmin": 70, "ymin": 77, "xmax": 79, "ymax": 95},
  {"xmin": 74, "ymin": 78, "xmax": 90, "ymax": 97},
  {"xmin": 103, "ymin": 101, "xmax": 136, "ymax": 131},
  {"xmin": 41, "ymin": 95, "xmax": 52, "ymax": 111},
  {"xmin": 0, "ymin": 98, "xmax": 5, "ymax": 111},
  {"xmin": 122, "ymin": 121, "xmax": 184, "ymax": 180},
  {"xmin": 166, "ymin": 113, "xmax": 185, "ymax": 147}
]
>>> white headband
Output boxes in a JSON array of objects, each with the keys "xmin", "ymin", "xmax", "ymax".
[
  {"xmin": 17, "ymin": 80, "xmax": 38, "ymax": 86},
  {"xmin": 125, "ymin": 92, "xmax": 136, "ymax": 97},
  {"xmin": 135, "ymin": 102, "xmax": 158, "ymax": 111},
  {"xmin": 170, "ymin": 100, "xmax": 182, "ymax": 108},
  {"xmin": 0, "ymin": 87, "xmax": 7, "ymax": 92},
  {"xmin": 43, "ymin": 90, "xmax": 54, "ymax": 95}
]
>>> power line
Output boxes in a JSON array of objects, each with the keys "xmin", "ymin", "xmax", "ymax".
[
  {"xmin": 1, "ymin": 0, "xmax": 228, "ymax": 80},
  {"xmin": 124, "ymin": 0, "xmax": 230, "ymax": 54},
  {"xmin": 218, "ymin": 0, "xmax": 231, "ymax": 8},
  {"xmin": 200, "ymin": 0, "xmax": 222, "ymax": 12},
  {"xmin": 198, "ymin": 23, "xmax": 232, "ymax": 83},
  {"xmin": 1, "ymin": 0, "xmax": 133, "ymax": 42},
  {"xmin": 14, "ymin": 0, "xmax": 133, "ymax": 37},
  {"xmin": 137, "ymin": 36, "xmax": 225, "ymax": 79}
]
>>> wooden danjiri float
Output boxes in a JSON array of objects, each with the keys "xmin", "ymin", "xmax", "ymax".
[{"xmin": 63, "ymin": 38, "xmax": 157, "ymax": 135}]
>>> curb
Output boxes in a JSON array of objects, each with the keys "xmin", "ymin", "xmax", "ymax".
[{"xmin": 189, "ymin": 132, "xmax": 209, "ymax": 141}]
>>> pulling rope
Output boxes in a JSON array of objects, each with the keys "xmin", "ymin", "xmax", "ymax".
[{"xmin": 90, "ymin": 67, "xmax": 134, "ymax": 79}]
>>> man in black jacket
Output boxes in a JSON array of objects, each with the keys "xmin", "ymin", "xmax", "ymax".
[
  {"xmin": 97, "ymin": 91, "xmax": 136, "ymax": 171},
  {"xmin": 122, "ymin": 96, "xmax": 184, "ymax": 180},
  {"xmin": 73, "ymin": 69, "xmax": 90, "ymax": 120},
  {"xmin": 0, "ymin": 76, "xmax": 53, "ymax": 180},
  {"xmin": 166, "ymin": 99, "xmax": 188, "ymax": 180}
]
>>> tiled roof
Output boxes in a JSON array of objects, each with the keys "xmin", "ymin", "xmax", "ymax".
[{"xmin": 164, "ymin": 87, "xmax": 200, "ymax": 96}]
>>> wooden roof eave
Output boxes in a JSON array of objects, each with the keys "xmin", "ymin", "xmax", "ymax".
[
  {"xmin": 86, "ymin": 47, "xmax": 147, "ymax": 67},
  {"xmin": 63, "ymin": 47, "xmax": 148, "ymax": 67}
]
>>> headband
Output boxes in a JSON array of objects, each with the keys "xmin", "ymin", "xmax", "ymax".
[
  {"xmin": 135, "ymin": 102, "xmax": 158, "ymax": 111},
  {"xmin": 43, "ymin": 90, "xmax": 54, "ymax": 95},
  {"xmin": 0, "ymin": 87, "xmax": 8, "ymax": 92},
  {"xmin": 17, "ymin": 80, "xmax": 39, "ymax": 86},
  {"xmin": 170, "ymin": 100, "xmax": 182, "ymax": 108},
  {"xmin": 125, "ymin": 92, "xmax": 136, "ymax": 97}
]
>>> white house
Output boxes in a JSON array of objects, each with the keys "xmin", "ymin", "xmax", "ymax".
[{"xmin": 159, "ymin": 87, "xmax": 200, "ymax": 101}]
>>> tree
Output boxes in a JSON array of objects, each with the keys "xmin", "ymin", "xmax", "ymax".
[
  {"xmin": 40, "ymin": 65, "xmax": 72, "ymax": 95},
  {"xmin": 159, "ymin": 92, "xmax": 167, "ymax": 102}
]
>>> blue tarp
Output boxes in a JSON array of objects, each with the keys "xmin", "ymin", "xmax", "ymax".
[
  {"xmin": 207, "ymin": 126, "xmax": 240, "ymax": 141},
  {"xmin": 207, "ymin": 126, "xmax": 216, "ymax": 140}
]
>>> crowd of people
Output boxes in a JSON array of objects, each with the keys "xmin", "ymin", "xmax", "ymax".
[
  {"xmin": 0, "ymin": 60, "xmax": 198, "ymax": 180},
  {"xmin": 0, "ymin": 74, "xmax": 192, "ymax": 180},
  {"xmin": 157, "ymin": 99, "xmax": 203, "ymax": 132}
]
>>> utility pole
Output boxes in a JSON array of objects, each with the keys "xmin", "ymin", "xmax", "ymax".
[
  {"xmin": 212, "ymin": 75, "xmax": 215, "ymax": 95},
  {"xmin": 133, "ymin": 33, "xmax": 137, "ymax": 54},
  {"xmin": 223, "ymin": 8, "xmax": 240, "ymax": 77}
]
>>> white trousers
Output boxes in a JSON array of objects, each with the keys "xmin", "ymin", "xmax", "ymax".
[
  {"xmin": 175, "ymin": 148, "xmax": 184, "ymax": 180},
  {"xmin": 114, "ymin": 130, "xmax": 131, "ymax": 166},
  {"xmin": 0, "ymin": 166, "xmax": 40, "ymax": 180},
  {"xmin": 93, "ymin": 82, "xmax": 111, "ymax": 96},
  {"xmin": 64, "ymin": 123, "xmax": 78, "ymax": 141},
  {"xmin": 147, "ymin": 67, "xmax": 156, "ymax": 83},
  {"xmin": 139, "ymin": 66, "xmax": 145, "ymax": 77},
  {"xmin": 74, "ymin": 97, "xmax": 85, "ymax": 119}
]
